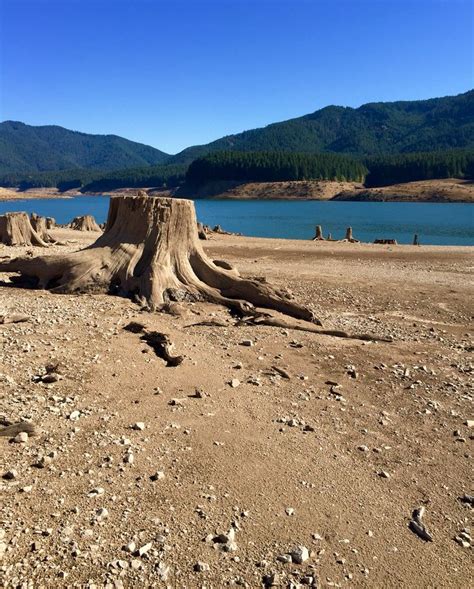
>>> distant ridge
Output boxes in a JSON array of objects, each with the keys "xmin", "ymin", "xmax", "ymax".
[
  {"xmin": 169, "ymin": 90, "xmax": 474, "ymax": 164},
  {"xmin": 0, "ymin": 121, "xmax": 170, "ymax": 174}
]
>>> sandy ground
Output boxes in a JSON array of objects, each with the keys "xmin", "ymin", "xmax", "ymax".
[
  {"xmin": 0, "ymin": 229, "xmax": 473, "ymax": 588},
  {"xmin": 0, "ymin": 187, "xmax": 81, "ymax": 201}
]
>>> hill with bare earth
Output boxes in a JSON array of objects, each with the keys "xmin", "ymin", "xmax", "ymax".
[{"xmin": 0, "ymin": 228, "xmax": 472, "ymax": 587}]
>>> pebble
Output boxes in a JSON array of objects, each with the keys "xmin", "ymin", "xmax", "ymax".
[
  {"xmin": 13, "ymin": 431, "xmax": 29, "ymax": 443},
  {"xmin": 137, "ymin": 542, "xmax": 153, "ymax": 556},
  {"xmin": 194, "ymin": 561, "xmax": 210, "ymax": 572},
  {"xmin": 150, "ymin": 470, "xmax": 165, "ymax": 481},
  {"xmin": 290, "ymin": 545, "xmax": 310, "ymax": 564},
  {"xmin": 230, "ymin": 379, "xmax": 241, "ymax": 388},
  {"xmin": 132, "ymin": 422, "xmax": 145, "ymax": 431},
  {"xmin": 378, "ymin": 470, "xmax": 390, "ymax": 479},
  {"xmin": 3, "ymin": 469, "xmax": 17, "ymax": 480},
  {"xmin": 69, "ymin": 410, "xmax": 81, "ymax": 420}
]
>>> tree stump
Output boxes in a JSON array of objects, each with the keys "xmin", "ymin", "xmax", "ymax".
[
  {"xmin": 344, "ymin": 227, "xmax": 360, "ymax": 243},
  {"xmin": 46, "ymin": 217, "xmax": 56, "ymax": 229},
  {"xmin": 0, "ymin": 212, "xmax": 50, "ymax": 247},
  {"xmin": 413, "ymin": 234, "xmax": 420, "ymax": 246},
  {"xmin": 0, "ymin": 196, "xmax": 315, "ymax": 321},
  {"xmin": 312, "ymin": 225, "xmax": 324, "ymax": 241},
  {"xmin": 30, "ymin": 213, "xmax": 55, "ymax": 243},
  {"xmin": 69, "ymin": 215, "xmax": 101, "ymax": 231}
]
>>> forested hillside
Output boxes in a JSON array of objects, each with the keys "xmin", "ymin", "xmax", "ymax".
[
  {"xmin": 0, "ymin": 121, "xmax": 170, "ymax": 174},
  {"xmin": 186, "ymin": 151, "xmax": 367, "ymax": 187},
  {"xmin": 171, "ymin": 90, "xmax": 474, "ymax": 164}
]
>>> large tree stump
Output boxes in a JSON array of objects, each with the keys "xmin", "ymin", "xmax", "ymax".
[
  {"xmin": 69, "ymin": 215, "xmax": 101, "ymax": 231},
  {"xmin": 0, "ymin": 212, "xmax": 50, "ymax": 247},
  {"xmin": 0, "ymin": 196, "xmax": 315, "ymax": 321},
  {"xmin": 30, "ymin": 213, "xmax": 55, "ymax": 243}
]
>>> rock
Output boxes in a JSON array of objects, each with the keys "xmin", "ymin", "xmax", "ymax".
[
  {"xmin": 358, "ymin": 445, "xmax": 369, "ymax": 452},
  {"xmin": 290, "ymin": 545, "xmax": 310, "ymax": 564},
  {"xmin": 194, "ymin": 561, "xmax": 210, "ymax": 572},
  {"xmin": 276, "ymin": 553, "xmax": 292, "ymax": 564},
  {"xmin": 132, "ymin": 422, "xmax": 145, "ymax": 431},
  {"xmin": 3, "ymin": 469, "xmax": 17, "ymax": 480},
  {"xmin": 150, "ymin": 471, "xmax": 165, "ymax": 481},
  {"xmin": 240, "ymin": 340, "xmax": 254, "ymax": 347},
  {"xmin": 35, "ymin": 455, "xmax": 52, "ymax": 468},
  {"xmin": 88, "ymin": 487, "xmax": 105, "ymax": 497},
  {"xmin": 285, "ymin": 507, "xmax": 295, "ymax": 516},
  {"xmin": 465, "ymin": 420, "xmax": 474, "ymax": 428},
  {"xmin": 68, "ymin": 410, "xmax": 81, "ymax": 421},
  {"xmin": 137, "ymin": 542, "xmax": 152, "ymax": 556},
  {"xmin": 13, "ymin": 431, "xmax": 29, "ymax": 443},
  {"xmin": 378, "ymin": 470, "xmax": 390, "ymax": 478},
  {"xmin": 96, "ymin": 507, "xmax": 109, "ymax": 521},
  {"xmin": 230, "ymin": 379, "xmax": 241, "ymax": 388}
]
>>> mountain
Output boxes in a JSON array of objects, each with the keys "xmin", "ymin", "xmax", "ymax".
[
  {"xmin": 170, "ymin": 90, "xmax": 474, "ymax": 164},
  {"xmin": 0, "ymin": 121, "xmax": 170, "ymax": 175}
]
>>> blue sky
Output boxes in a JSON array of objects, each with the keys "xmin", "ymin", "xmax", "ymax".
[{"xmin": 0, "ymin": 0, "xmax": 472, "ymax": 154}]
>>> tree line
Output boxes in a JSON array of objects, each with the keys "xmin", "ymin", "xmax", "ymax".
[
  {"xmin": 0, "ymin": 149, "xmax": 472, "ymax": 192},
  {"xmin": 364, "ymin": 149, "xmax": 474, "ymax": 187},
  {"xmin": 185, "ymin": 151, "xmax": 368, "ymax": 186}
]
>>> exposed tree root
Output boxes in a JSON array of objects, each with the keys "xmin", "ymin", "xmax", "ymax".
[
  {"xmin": 185, "ymin": 311, "xmax": 393, "ymax": 343},
  {"xmin": 0, "ymin": 196, "xmax": 316, "ymax": 323}
]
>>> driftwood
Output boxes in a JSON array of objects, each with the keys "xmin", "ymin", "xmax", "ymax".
[
  {"xmin": 0, "ymin": 212, "xmax": 50, "ymax": 247},
  {"xmin": 374, "ymin": 239, "xmax": 397, "ymax": 245},
  {"xmin": 0, "ymin": 196, "xmax": 315, "ymax": 322},
  {"xmin": 123, "ymin": 321, "xmax": 184, "ymax": 366},
  {"xmin": 185, "ymin": 312, "xmax": 393, "ymax": 343},
  {"xmin": 0, "ymin": 421, "xmax": 36, "ymax": 437},
  {"xmin": 69, "ymin": 215, "xmax": 101, "ymax": 231}
]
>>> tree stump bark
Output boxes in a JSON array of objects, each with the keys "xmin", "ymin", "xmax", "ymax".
[
  {"xmin": 0, "ymin": 212, "xmax": 50, "ymax": 247},
  {"xmin": 312, "ymin": 225, "xmax": 324, "ymax": 241},
  {"xmin": 46, "ymin": 217, "xmax": 56, "ymax": 229},
  {"xmin": 0, "ymin": 196, "xmax": 315, "ymax": 322},
  {"xmin": 30, "ymin": 213, "xmax": 55, "ymax": 243},
  {"xmin": 70, "ymin": 215, "xmax": 101, "ymax": 231}
]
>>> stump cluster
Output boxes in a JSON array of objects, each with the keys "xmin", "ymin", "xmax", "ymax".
[
  {"xmin": 69, "ymin": 215, "xmax": 101, "ymax": 231},
  {"xmin": 0, "ymin": 212, "xmax": 52, "ymax": 247}
]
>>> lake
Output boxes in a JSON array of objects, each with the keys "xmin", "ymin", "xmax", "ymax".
[{"xmin": 0, "ymin": 196, "xmax": 472, "ymax": 246}]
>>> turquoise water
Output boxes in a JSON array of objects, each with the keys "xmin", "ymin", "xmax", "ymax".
[{"xmin": 0, "ymin": 196, "xmax": 472, "ymax": 246}]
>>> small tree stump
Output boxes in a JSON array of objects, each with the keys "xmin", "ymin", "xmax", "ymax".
[
  {"xmin": 69, "ymin": 215, "xmax": 101, "ymax": 231},
  {"xmin": 46, "ymin": 217, "xmax": 56, "ymax": 229},
  {"xmin": 30, "ymin": 213, "xmax": 55, "ymax": 243},
  {"xmin": 312, "ymin": 225, "xmax": 324, "ymax": 241},
  {"xmin": 413, "ymin": 234, "xmax": 420, "ymax": 246},
  {"xmin": 344, "ymin": 227, "xmax": 360, "ymax": 243},
  {"xmin": 0, "ymin": 196, "xmax": 315, "ymax": 322},
  {"xmin": 0, "ymin": 212, "xmax": 49, "ymax": 247}
]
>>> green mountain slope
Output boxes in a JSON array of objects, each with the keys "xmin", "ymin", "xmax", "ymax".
[
  {"xmin": 0, "ymin": 121, "xmax": 170, "ymax": 174},
  {"xmin": 170, "ymin": 90, "xmax": 474, "ymax": 164}
]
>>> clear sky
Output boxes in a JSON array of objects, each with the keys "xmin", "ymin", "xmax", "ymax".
[{"xmin": 0, "ymin": 0, "xmax": 472, "ymax": 154}]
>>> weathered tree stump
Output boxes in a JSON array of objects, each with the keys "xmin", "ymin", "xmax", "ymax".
[
  {"xmin": 69, "ymin": 215, "xmax": 101, "ymax": 231},
  {"xmin": 46, "ymin": 217, "xmax": 56, "ymax": 229},
  {"xmin": 312, "ymin": 225, "xmax": 324, "ymax": 241},
  {"xmin": 30, "ymin": 213, "xmax": 55, "ymax": 243},
  {"xmin": 0, "ymin": 196, "xmax": 315, "ymax": 321},
  {"xmin": 0, "ymin": 212, "xmax": 50, "ymax": 247},
  {"xmin": 344, "ymin": 227, "xmax": 360, "ymax": 243},
  {"xmin": 413, "ymin": 234, "xmax": 420, "ymax": 246}
]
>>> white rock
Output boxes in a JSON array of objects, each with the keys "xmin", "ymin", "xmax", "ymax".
[
  {"xmin": 230, "ymin": 379, "xmax": 240, "ymax": 388},
  {"xmin": 13, "ymin": 431, "xmax": 29, "ymax": 443},
  {"xmin": 132, "ymin": 422, "xmax": 145, "ymax": 431},
  {"xmin": 290, "ymin": 545, "xmax": 309, "ymax": 564}
]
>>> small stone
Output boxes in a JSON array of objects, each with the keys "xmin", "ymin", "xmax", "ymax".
[
  {"xmin": 290, "ymin": 545, "xmax": 309, "ymax": 564},
  {"xmin": 276, "ymin": 553, "xmax": 292, "ymax": 563},
  {"xmin": 285, "ymin": 507, "xmax": 295, "ymax": 516},
  {"xmin": 125, "ymin": 541, "xmax": 136, "ymax": 553},
  {"xmin": 88, "ymin": 487, "xmax": 105, "ymax": 497},
  {"xmin": 240, "ymin": 340, "xmax": 254, "ymax": 347},
  {"xmin": 378, "ymin": 470, "xmax": 390, "ymax": 478},
  {"xmin": 465, "ymin": 420, "xmax": 474, "ymax": 428},
  {"xmin": 150, "ymin": 471, "xmax": 165, "ymax": 481},
  {"xmin": 3, "ymin": 469, "xmax": 17, "ymax": 480},
  {"xmin": 358, "ymin": 445, "xmax": 369, "ymax": 452},
  {"xmin": 194, "ymin": 561, "xmax": 210, "ymax": 572},
  {"xmin": 96, "ymin": 507, "xmax": 109, "ymax": 521},
  {"xmin": 68, "ymin": 410, "xmax": 81, "ymax": 421},
  {"xmin": 137, "ymin": 542, "xmax": 152, "ymax": 556},
  {"xmin": 230, "ymin": 379, "xmax": 241, "ymax": 388},
  {"xmin": 132, "ymin": 422, "xmax": 145, "ymax": 431},
  {"xmin": 13, "ymin": 431, "xmax": 29, "ymax": 443}
]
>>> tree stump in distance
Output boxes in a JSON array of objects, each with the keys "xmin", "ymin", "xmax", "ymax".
[
  {"xmin": 344, "ymin": 227, "xmax": 360, "ymax": 243},
  {"xmin": 0, "ymin": 196, "xmax": 315, "ymax": 322},
  {"xmin": 69, "ymin": 215, "xmax": 101, "ymax": 231},
  {"xmin": 312, "ymin": 225, "xmax": 324, "ymax": 241},
  {"xmin": 413, "ymin": 234, "xmax": 420, "ymax": 246},
  {"xmin": 0, "ymin": 212, "xmax": 50, "ymax": 247},
  {"xmin": 46, "ymin": 217, "xmax": 56, "ymax": 229},
  {"xmin": 30, "ymin": 213, "xmax": 55, "ymax": 243}
]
